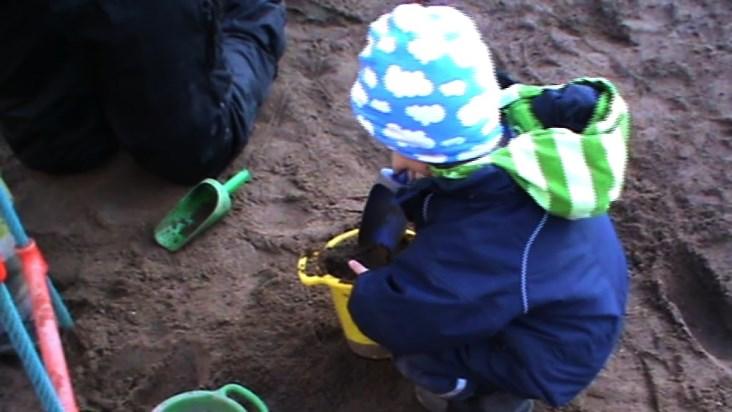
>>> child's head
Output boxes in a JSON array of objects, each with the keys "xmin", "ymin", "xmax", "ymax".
[{"xmin": 351, "ymin": 3, "xmax": 502, "ymax": 172}]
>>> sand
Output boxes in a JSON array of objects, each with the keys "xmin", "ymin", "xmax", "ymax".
[{"xmin": 0, "ymin": 1, "xmax": 731, "ymax": 411}]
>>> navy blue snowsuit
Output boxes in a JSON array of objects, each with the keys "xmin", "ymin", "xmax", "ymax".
[{"xmin": 348, "ymin": 84, "xmax": 629, "ymax": 406}]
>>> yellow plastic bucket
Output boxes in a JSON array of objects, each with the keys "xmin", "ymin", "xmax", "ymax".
[{"xmin": 298, "ymin": 228, "xmax": 413, "ymax": 359}]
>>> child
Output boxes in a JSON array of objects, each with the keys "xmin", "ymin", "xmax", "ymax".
[{"xmin": 346, "ymin": 4, "xmax": 630, "ymax": 412}]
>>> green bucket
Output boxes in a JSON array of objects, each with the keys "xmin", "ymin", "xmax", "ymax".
[{"xmin": 152, "ymin": 384, "xmax": 268, "ymax": 412}]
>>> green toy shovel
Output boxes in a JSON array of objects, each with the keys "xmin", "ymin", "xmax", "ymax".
[{"xmin": 154, "ymin": 169, "xmax": 252, "ymax": 252}]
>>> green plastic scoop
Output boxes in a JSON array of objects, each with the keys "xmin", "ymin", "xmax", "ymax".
[{"xmin": 154, "ymin": 169, "xmax": 252, "ymax": 252}]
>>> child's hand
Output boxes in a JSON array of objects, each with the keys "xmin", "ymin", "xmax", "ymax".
[
  {"xmin": 348, "ymin": 260, "xmax": 369, "ymax": 275},
  {"xmin": 377, "ymin": 168, "xmax": 410, "ymax": 192}
]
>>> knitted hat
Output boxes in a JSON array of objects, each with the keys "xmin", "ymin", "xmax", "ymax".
[{"xmin": 350, "ymin": 4, "xmax": 503, "ymax": 164}]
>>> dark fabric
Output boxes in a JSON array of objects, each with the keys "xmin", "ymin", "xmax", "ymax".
[
  {"xmin": 0, "ymin": 0, "xmax": 286, "ymax": 184},
  {"xmin": 531, "ymin": 84, "xmax": 599, "ymax": 133},
  {"xmin": 348, "ymin": 162, "xmax": 629, "ymax": 405},
  {"xmin": 0, "ymin": 0, "xmax": 117, "ymax": 172},
  {"xmin": 495, "ymin": 69, "xmax": 519, "ymax": 89},
  {"xmin": 396, "ymin": 353, "xmax": 477, "ymax": 399}
]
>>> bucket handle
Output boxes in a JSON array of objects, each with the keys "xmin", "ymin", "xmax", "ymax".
[
  {"xmin": 297, "ymin": 229, "xmax": 361, "ymax": 287},
  {"xmin": 297, "ymin": 250, "xmax": 348, "ymax": 287},
  {"xmin": 297, "ymin": 252, "xmax": 330, "ymax": 286},
  {"xmin": 217, "ymin": 384, "xmax": 269, "ymax": 412}
]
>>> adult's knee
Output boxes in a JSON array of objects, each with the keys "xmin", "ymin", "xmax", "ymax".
[
  {"xmin": 122, "ymin": 108, "xmax": 248, "ymax": 185},
  {"xmin": 2, "ymin": 118, "xmax": 117, "ymax": 175}
]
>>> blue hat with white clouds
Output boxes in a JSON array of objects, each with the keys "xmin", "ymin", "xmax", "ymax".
[{"xmin": 350, "ymin": 3, "xmax": 503, "ymax": 164}]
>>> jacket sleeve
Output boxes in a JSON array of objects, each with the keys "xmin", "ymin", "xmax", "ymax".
[{"xmin": 347, "ymin": 225, "xmax": 524, "ymax": 355}]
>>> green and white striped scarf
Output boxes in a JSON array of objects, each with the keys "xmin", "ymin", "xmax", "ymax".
[{"xmin": 431, "ymin": 77, "xmax": 630, "ymax": 220}]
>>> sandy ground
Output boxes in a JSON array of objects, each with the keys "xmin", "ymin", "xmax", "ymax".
[{"xmin": 1, "ymin": 0, "xmax": 731, "ymax": 411}]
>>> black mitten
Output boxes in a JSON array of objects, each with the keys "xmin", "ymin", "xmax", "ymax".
[{"xmin": 532, "ymin": 84, "xmax": 600, "ymax": 133}]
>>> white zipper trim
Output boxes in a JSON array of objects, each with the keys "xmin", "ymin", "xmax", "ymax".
[
  {"xmin": 439, "ymin": 378, "xmax": 468, "ymax": 398},
  {"xmin": 521, "ymin": 213, "xmax": 548, "ymax": 314},
  {"xmin": 422, "ymin": 193, "xmax": 435, "ymax": 222}
]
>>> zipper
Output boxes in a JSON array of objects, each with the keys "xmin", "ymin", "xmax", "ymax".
[
  {"xmin": 202, "ymin": 0, "xmax": 219, "ymax": 69},
  {"xmin": 422, "ymin": 193, "xmax": 435, "ymax": 223}
]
